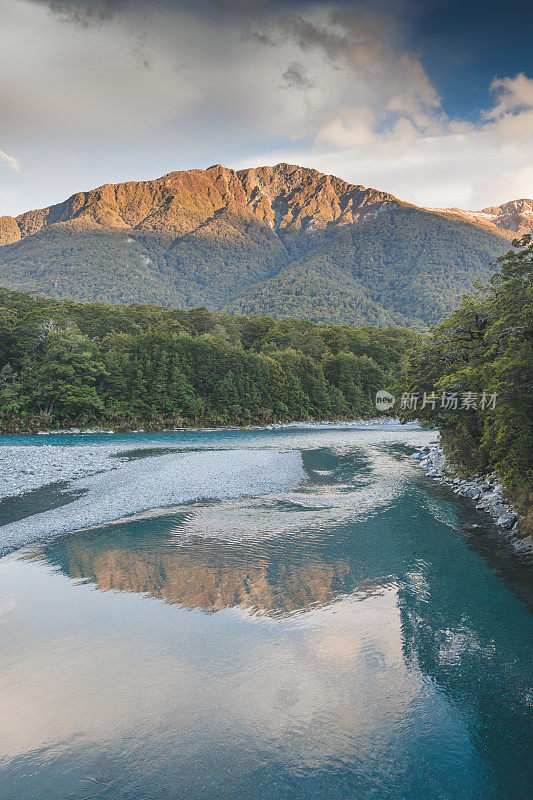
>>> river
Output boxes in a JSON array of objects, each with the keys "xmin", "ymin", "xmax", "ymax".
[{"xmin": 0, "ymin": 423, "xmax": 531, "ymax": 799}]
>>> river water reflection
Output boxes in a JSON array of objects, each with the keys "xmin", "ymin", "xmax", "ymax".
[{"xmin": 0, "ymin": 427, "xmax": 531, "ymax": 800}]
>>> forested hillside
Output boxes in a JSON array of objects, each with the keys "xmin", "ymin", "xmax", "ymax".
[
  {"xmin": 398, "ymin": 236, "xmax": 533, "ymax": 532},
  {"xmin": 0, "ymin": 163, "xmax": 516, "ymax": 327},
  {"xmin": 226, "ymin": 205, "xmax": 507, "ymax": 326},
  {"xmin": 0, "ymin": 290, "xmax": 418, "ymax": 431}
]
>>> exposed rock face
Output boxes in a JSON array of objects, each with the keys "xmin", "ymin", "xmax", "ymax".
[
  {"xmin": 0, "ymin": 163, "xmax": 517, "ymax": 324},
  {"xmin": 8, "ymin": 163, "xmax": 400, "ymax": 241},
  {"xmin": 0, "ymin": 216, "xmax": 21, "ymax": 246},
  {"xmin": 8, "ymin": 164, "xmax": 529, "ymax": 244},
  {"xmin": 478, "ymin": 199, "xmax": 533, "ymax": 237},
  {"xmin": 430, "ymin": 199, "xmax": 533, "ymax": 240},
  {"xmin": 237, "ymin": 163, "xmax": 397, "ymax": 233}
]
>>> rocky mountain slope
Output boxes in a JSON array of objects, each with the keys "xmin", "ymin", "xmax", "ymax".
[
  {"xmin": 427, "ymin": 199, "xmax": 533, "ymax": 239},
  {"xmin": 0, "ymin": 164, "xmax": 401, "ymax": 244},
  {"xmin": 0, "ymin": 163, "xmax": 528, "ymax": 327}
]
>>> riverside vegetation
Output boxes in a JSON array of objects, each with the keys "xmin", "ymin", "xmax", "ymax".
[
  {"xmin": 0, "ymin": 292, "xmax": 417, "ymax": 431},
  {"xmin": 0, "ymin": 236, "xmax": 530, "ymax": 533},
  {"xmin": 398, "ymin": 235, "xmax": 533, "ymax": 535}
]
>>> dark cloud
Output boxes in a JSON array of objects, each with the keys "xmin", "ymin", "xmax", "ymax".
[
  {"xmin": 45, "ymin": 0, "xmax": 267, "ymax": 29},
  {"xmin": 47, "ymin": 0, "xmax": 126, "ymax": 27},
  {"xmin": 280, "ymin": 14, "xmax": 347, "ymax": 60},
  {"xmin": 280, "ymin": 9, "xmax": 387, "ymax": 69},
  {"xmin": 282, "ymin": 61, "xmax": 313, "ymax": 90},
  {"xmin": 131, "ymin": 33, "xmax": 152, "ymax": 69},
  {"xmin": 211, "ymin": 0, "xmax": 264, "ymax": 8},
  {"xmin": 243, "ymin": 6, "xmax": 389, "ymax": 75},
  {"xmin": 242, "ymin": 28, "xmax": 276, "ymax": 46}
]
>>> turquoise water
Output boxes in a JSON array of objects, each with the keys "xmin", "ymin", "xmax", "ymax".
[{"xmin": 0, "ymin": 425, "xmax": 531, "ymax": 799}]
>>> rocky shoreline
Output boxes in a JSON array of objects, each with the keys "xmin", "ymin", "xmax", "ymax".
[{"xmin": 410, "ymin": 442, "xmax": 524, "ymax": 539}]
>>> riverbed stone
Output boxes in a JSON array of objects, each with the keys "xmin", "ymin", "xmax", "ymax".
[
  {"xmin": 497, "ymin": 512, "xmax": 517, "ymax": 529},
  {"xmin": 478, "ymin": 492, "xmax": 499, "ymax": 506},
  {"xmin": 488, "ymin": 503, "xmax": 508, "ymax": 518},
  {"xmin": 411, "ymin": 446, "xmax": 520, "ymax": 534}
]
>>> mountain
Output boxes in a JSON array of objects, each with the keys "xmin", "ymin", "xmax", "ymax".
[
  {"xmin": 0, "ymin": 163, "xmax": 528, "ymax": 327},
  {"xmin": 425, "ymin": 199, "xmax": 533, "ymax": 239}
]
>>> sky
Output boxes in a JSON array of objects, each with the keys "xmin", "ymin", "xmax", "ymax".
[{"xmin": 1, "ymin": 0, "xmax": 532, "ymax": 216}]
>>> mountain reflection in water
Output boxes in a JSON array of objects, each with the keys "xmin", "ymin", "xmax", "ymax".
[
  {"xmin": 29, "ymin": 446, "xmax": 405, "ymax": 617},
  {"xmin": 31, "ymin": 505, "xmax": 392, "ymax": 617},
  {"xmin": 2, "ymin": 436, "xmax": 532, "ymax": 800}
]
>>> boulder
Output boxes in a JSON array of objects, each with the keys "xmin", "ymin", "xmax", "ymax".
[
  {"xmin": 497, "ymin": 512, "xmax": 517, "ymax": 529},
  {"xmin": 478, "ymin": 492, "xmax": 499, "ymax": 506},
  {"xmin": 488, "ymin": 503, "xmax": 509, "ymax": 518}
]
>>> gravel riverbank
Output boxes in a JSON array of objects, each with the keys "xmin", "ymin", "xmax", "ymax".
[{"xmin": 410, "ymin": 442, "xmax": 529, "ymax": 547}]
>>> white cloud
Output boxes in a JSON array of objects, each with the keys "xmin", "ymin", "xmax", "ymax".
[
  {"xmin": 235, "ymin": 124, "xmax": 532, "ymax": 211},
  {"xmin": 236, "ymin": 67, "xmax": 533, "ymax": 209},
  {"xmin": 484, "ymin": 73, "xmax": 533, "ymax": 145},
  {"xmin": 317, "ymin": 105, "xmax": 376, "ymax": 148},
  {"xmin": 487, "ymin": 72, "xmax": 533, "ymax": 118},
  {"xmin": 0, "ymin": 0, "xmax": 531, "ymax": 214},
  {"xmin": 0, "ymin": 149, "xmax": 20, "ymax": 172}
]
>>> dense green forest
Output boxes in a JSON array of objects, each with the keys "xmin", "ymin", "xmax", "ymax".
[
  {"xmin": 398, "ymin": 235, "xmax": 533, "ymax": 532},
  {"xmin": 226, "ymin": 207, "xmax": 507, "ymax": 327},
  {"xmin": 0, "ymin": 290, "xmax": 417, "ymax": 431},
  {"xmin": 0, "ymin": 205, "xmax": 507, "ymax": 329},
  {"xmin": 1, "ymin": 235, "xmax": 530, "ymax": 532}
]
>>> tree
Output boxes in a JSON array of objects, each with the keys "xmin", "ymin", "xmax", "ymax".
[
  {"xmin": 0, "ymin": 287, "xmax": 418, "ymax": 430},
  {"xmin": 24, "ymin": 321, "xmax": 104, "ymax": 423},
  {"xmin": 399, "ymin": 236, "xmax": 532, "ymax": 525}
]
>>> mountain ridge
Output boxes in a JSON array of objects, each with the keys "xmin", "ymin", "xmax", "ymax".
[
  {"xmin": 0, "ymin": 163, "xmax": 528, "ymax": 327},
  {"xmin": 425, "ymin": 198, "xmax": 533, "ymax": 239},
  {"xmin": 0, "ymin": 163, "xmax": 405, "ymax": 245},
  {"xmin": 1, "ymin": 163, "xmax": 530, "ymax": 246}
]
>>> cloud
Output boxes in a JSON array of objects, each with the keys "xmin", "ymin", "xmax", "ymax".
[
  {"xmin": 294, "ymin": 63, "xmax": 533, "ymax": 208},
  {"xmin": 47, "ymin": 0, "xmax": 125, "ymax": 27},
  {"xmin": 281, "ymin": 61, "xmax": 314, "ymax": 90},
  {"xmin": 0, "ymin": 149, "xmax": 20, "ymax": 172},
  {"xmin": 130, "ymin": 32, "xmax": 152, "ymax": 70},
  {"xmin": 484, "ymin": 73, "xmax": 533, "ymax": 143},
  {"xmin": 317, "ymin": 105, "xmax": 375, "ymax": 148},
  {"xmin": 0, "ymin": 0, "xmax": 531, "ymax": 215},
  {"xmin": 247, "ymin": 5, "xmax": 444, "ymax": 148},
  {"xmin": 2, "ymin": 1, "xmax": 446, "ymax": 145},
  {"xmin": 235, "ymin": 67, "xmax": 533, "ymax": 210},
  {"xmin": 0, "ymin": 1, "xmax": 200, "ymax": 136},
  {"xmin": 487, "ymin": 72, "xmax": 533, "ymax": 118},
  {"xmin": 279, "ymin": 8, "xmax": 386, "ymax": 66}
]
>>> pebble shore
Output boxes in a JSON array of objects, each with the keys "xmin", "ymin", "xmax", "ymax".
[{"xmin": 410, "ymin": 442, "xmax": 522, "ymax": 537}]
